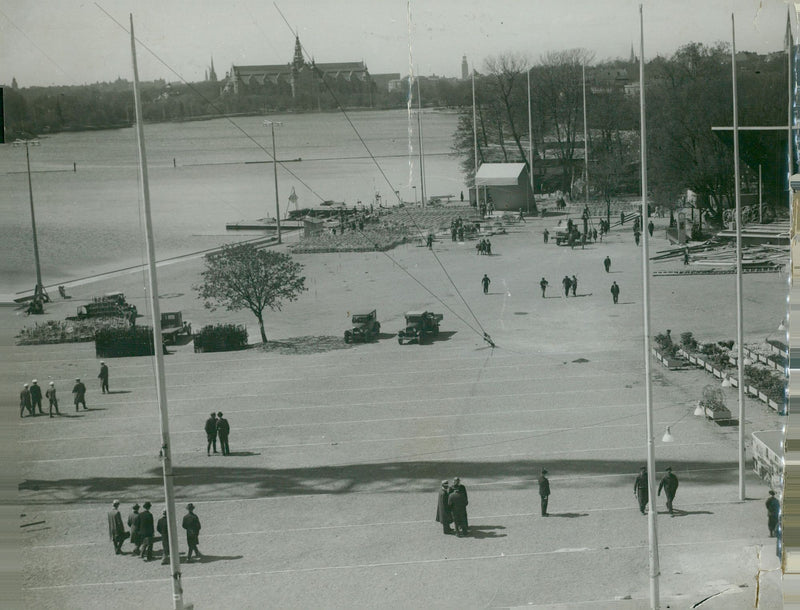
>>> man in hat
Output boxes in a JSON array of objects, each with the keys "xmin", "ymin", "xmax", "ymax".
[
  {"xmin": 182, "ymin": 503, "xmax": 202, "ymax": 561},
  {"xmin": 156, "ymin": 509, "xmax": 170, "ymax": 564},
  {"xmin": 98, "ymin": 361, "xmax": 109, "ymax": 394},
  {"xmin": 539, "ymin": 277, "xmax": 549, "ymax": 298},
  {"xmin": 29, "ymin": 380, "xmax": 43, "ymax": 415},
  {"xmin": 107, "ymin": 500, "xmax": 126, "ymax": 555},
  {"xmin": 127, "ymin": 503, "xmax": 141, "ymax": 556},
  {"xmin": 137, "ymin": 501, "xmax": 155, "ymax": 561},
  {"xmin": 450, "ymin": 477, "xmax": 468, "ymax": 528},
  {"xmin": 481, "ymin": 274, "xmax": 491, "ymax": 294},
  {"xmin": 447, "ymin": 484, "xmax": 469, "ymax": 537},
  {"xmin": 216, "ymin": 412, "xmax": 230, "ymax": 456},
  {"xmin": 766, "ymin": 491, "xmax": 781, "ymax": 537},
  {"xmin": 45, "ymin": 381, "xmax": 59, "ymax": 417},
  {"xmin": 72, "ymin": 378, "xmax": 87, "ymax": 411},
  {"xmin": 20, "ymin": 383, "xmax": 32, "ymax": 418},
  {"xmin": 634, "ymin": 467, "xmax": 649, "ymax": 514},
  {"xmin": 657, "ymin": 467, "xmax": 679, "ymax": 515},
  {"xmin": 205, "ymin": 412, "xmax": 218, "ymax": 456},
  {"xmin": 435, "ymin": 481, "xmax": 453, "ymax": 534},
  {"xmin": 610, "ymin": 281, "xmax": 620, "ymax": 304},
  {"xmin": 538, "ymin": 469, "xmax": 551, "ymax": 516}
]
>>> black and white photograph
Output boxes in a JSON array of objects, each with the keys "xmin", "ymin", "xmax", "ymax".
[{"xmin": 2, "ymin": 0, "xmax": 797, "ymax": 607}]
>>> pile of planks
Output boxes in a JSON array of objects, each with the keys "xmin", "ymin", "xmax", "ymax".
[{"xmin": 651, "ymin": 240, "xmax": 786, "ymax": 274}]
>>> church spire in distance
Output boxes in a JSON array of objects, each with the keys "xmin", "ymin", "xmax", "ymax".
[{"xmin": 293, "ymin": 34, "xmax": 305, "ymax": 71}]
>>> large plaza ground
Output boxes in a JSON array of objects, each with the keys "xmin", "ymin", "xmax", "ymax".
[{"xmin": 5, "ymin": 208, "xmax": 787, "ymax": 608}]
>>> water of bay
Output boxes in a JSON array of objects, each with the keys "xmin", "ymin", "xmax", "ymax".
[{"xmin": 0, "ymin": 109, "xmax": 464, "ymax": 293}]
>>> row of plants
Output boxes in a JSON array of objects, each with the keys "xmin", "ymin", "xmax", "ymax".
[
  {"xmin": 193, "ymin": 324, "xmax": 248, "ymax": 353},
  {"xmin": 95, "ymin": 326, "xmax": 162, "ymax": 358},
  {"xmin": 16, "ymin": 318, "xmax": 130, "ymax": 345}
]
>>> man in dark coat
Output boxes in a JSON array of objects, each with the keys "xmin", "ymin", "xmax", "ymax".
[
  {"xmin": 538, "ymin": 469, "xmax": 551, "ymax": 516},
  {"xmin": 107, "ymin": 499, "xmax": 126, "ymax": 555},
  {"xmin": 451, "ymin": 477, "xmax": 468, "ymax": 529},
  {"xmin": 435, "ymin": 481, "xmax": 453, "ymax": 534},
  {"xmin": 610, "ymin": 281, "xmax": 620, "ymax": 304},
  {"xmin": 98, "ymin": 361, "xmax": 109, "ymax": 393},
  {"xmin": 216, "ymin": 412, "xmax": 230, "ymax": 456},
  {"xmin": 127, "ymin": 503, "xmax": 141, "ymax": 556},
  {"xmin": 634, "ymin": 467, "xmax": 649, "ymax": 514},
  {"xmin": 604, "ymin": 256, "xmax": 611, "ymax": 273},
  {"xmin": 182, "ymin": 503, "xmax": 202, "ymax": 561},
  {"xmin": 157, "ymin": 509, "xmax": 170, "ymax": 564},
  {"xmin": 481, "ymin": 274, "xmax": 491, "ymax": 294},
  {"xmin": 205, "ymin": 412, "xmax": 218, "ymax": 456},
  {"xmin": 448, "ymin": 486, "xmax": 469, "ymax": 537},
  {"xmin": 539, "ymin": 278, "xmax": 549, "ymax": 298},
  {"xmin": 562, "ymin": 276, "xmax": 572, "ymax": 298},
  {"xmin": 20, "ymin": 383, "xmax": 32, "ymax": 418},
  {"xmin": 137, "ymin": 501, "xmax": 155, "ymax": 561},
  {"xmin": 648, "ymin": 220, "xmax": 654, "ymax": 237},
  {"xmin": 46, "ymin": 381, "xmax": 59, "ymax": 417},
  {"xmin": 72, "ymin": 378, "xmax": 87, "ymax": 411},
  {"xmin": 657, "ymin": 467, "xmax": 679, "ymax": 514},
  {"xmin": 29, "ymin": 380, "xmax": 43, "ymax": 415},
  {"xmin": 571, "ymin": 275, "xmax": 578, "ymax": 297},
  {"xmin": 766, "ymin": 491, "xmax": 781, "ymax": 537}
]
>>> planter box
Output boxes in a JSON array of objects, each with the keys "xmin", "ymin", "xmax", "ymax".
[
  {"xmin": 730, "ymin": 377, "xmax": 738, "ymax": 388},
  {"xmin": 704, "ymin": 405, "xmax": 732, "ymax": 421},
  {"xmin": 768, "ymin": 399, "xmax": 781, "ymax": 411},
  {"xmin": 748, "ymin": 386, "xmax": 759, "ymax": 397},
  {"xmin": 758, "ymin": 392, "xmax": 769, "ymax": 402},
  {"xmin": 689, "ymin": 355, "xmax": 698, "ymax": 365},
  {"xmin": 705, "ymin": 363, "xmax": 714, "ymax": 372},
  {"xmin": 712, "ymin": 368, "xmax": 723, "ymax": 379}
]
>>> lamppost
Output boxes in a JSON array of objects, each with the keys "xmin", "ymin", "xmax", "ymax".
[
  {"xmin": 263, "ymin": 120, "xmax": 283, "ymax": 244},
  {"xmin": 13, "ymin": 138, "xmax": 46, "ymax": 301},
  {"xmin": 412, "ymin": 185, "xmax": 418, "ymax": 206}
]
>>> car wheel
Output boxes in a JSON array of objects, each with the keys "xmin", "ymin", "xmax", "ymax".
[
  {"xmin": 398, "ymin": 337, "xmax": 403, "ymax": 345},
  {"xmin": 344, "ymin": 333, "xmax": 351, "ymax": 344}
]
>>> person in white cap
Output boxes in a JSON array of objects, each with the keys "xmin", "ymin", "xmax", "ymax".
[
  {"xmin": 72, "ymin": 378, "xmax": 87, "ymax": 411},
  {"xmin": 46, "ymin": 382, "xmax": 59, "ymax": 417},
  {"xmin": 98, "ymin": 361, "xmax": 109, "ymax": 394},
  {"xmin": 107, "ymin": 500, "xmax": 126, "ymax": 555},
  {"xmin": 20, "ymin": 383, "xmax": 32, "ymax": 418},
  {"xmin": 29, "ymin": 380, "xmax": 43, "ymax": 415}
]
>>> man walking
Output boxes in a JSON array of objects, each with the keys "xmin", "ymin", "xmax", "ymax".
[
  {"xmin": 543, "ymin": 228, "xmax": 549, "ymax": 244},
  {"xmin": 562, "ymin": 276, "xmax": 571, "ymax": 298},
  {"xmin": 604, "ymin": 256, "xmax": 611, "ymax": 273},
  {"xmin": 128, "ymin": 503, "xmax": 141, "ymax": 556},
  {"xmin": 634, "ymin": 229, "xmax": 641, "ymax": 246},
  {"xmin": 46, "ymin": 381, "xmax": 59, "ymax": 417},
  {"xmin": 182, "ymin": 503, "xmax": 202, "ymax": 561},
  {"xmin": 137, "ymin": 501, "xmax": 155, "ymax": 561},
  {"xmin": 657, "ymin": 467, "xmax": 679, "ymax": 515},
  {"xmin": 447, "ymin": 484, "xmax": 469, "ymax": 537},
  {"xmin": 648, "ymin": 220, "xmax": 654, "ymax": 237},
  {"xmin": 72, "ymin": 378, "xmax": 87, "ymax": 411},
  {"xmin": 539, "ymin": 277, "xmax": 549, "ymax": 298},
  {"xmin": 481, "ymin": 274, "xmax": 491, "ymax": 294},
  {"xmin": 107, "ymin": 499, "xmax": 126, "ymax": 555},
  {"xmin": 435, "ymin": 481, "xmax": 453, "ymax": 534},
  {"xmin": 205, "ymin": 412, "xmax": 218, "ymax": 456},
  {"xmin": 157, "ymin": 509, "xmax": 170, "ymax": 564},
  {"xmin": 29, "ymin": 380, "xmax": 43, "ymax": 415},
  {"xmin": 766, "ymin": 491, "xmax": 781, "ymax": 537},
  {"xmin": 571, "ymin": 275, "xmax": 578, "ymax": 297},
  {"xmin": 20, "ymin": 383, "xmax": 32, "ymax": 418},
  {"xmin": 610, "ymin": 281, "xmax": 620, "ymax": 304},
  {"xmin": 217, "ymin": 412, "xmax": 231, "ymax": 456},
  {"xmin": 98, "ymin": 361, "xmax": 109, "ymax": 394},
  {"xmin": 538, "ymin": 469, "xmax": 550, "ymax": 516},
  {"xmin": 634, "ymin": 467, "xmax": 649, "ymax": 514}
]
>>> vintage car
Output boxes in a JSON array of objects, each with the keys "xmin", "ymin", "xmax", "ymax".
[
  {"xmin": 161, "ymin": 311, "xmax": 192, "ymax": 345},
  {"xmin": 344, "ymin": 310, "xmax": 381, "ymax": 343},
  {"xmin": 397, "ymin": 311, "xmax": 443, "ymax": 345}
]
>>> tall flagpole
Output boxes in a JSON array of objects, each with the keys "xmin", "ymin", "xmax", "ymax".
[
  {"xmin": 582, "ymin": 59, "xmax": 590, "ymax": 205},
  {"xmin": 472, "ymin": 68, "xmax": 480, "ymax": 209},
  {"xmin": 528, "ymin": 68, "xmax": 534, "ymax": 214},
  {"xmin": 417, "ymin": 77, "xmax": 427, "ymax": 208},
  {"xmin": 130, "ymin": 15, "xmax": 184, "ymax": 610},
  {"xmin": 731, "ymin": 13, "xmax": 746, "ymax": 502},
  {"xmin": 639, "ymin": 6, "xmax": 660, "ymax": 609}
]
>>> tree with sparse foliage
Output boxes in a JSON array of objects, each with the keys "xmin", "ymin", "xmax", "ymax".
[{"xmin": 194, "ymin": 244, "xmax": 306, "ymax": 344}]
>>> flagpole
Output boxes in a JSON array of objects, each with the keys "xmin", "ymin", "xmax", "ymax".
[
  {"xmin": 639, "ymin": 6, "xmax": 660, "ymax": 609},
  {"xmin": 417, "ymin": 76, "xmax": 427, "ymax": 208},
  {"xmin": 528, "ymin": 68, "xmax": 533, "ymax": 214},
  {"xmin": 731, "ymin": 13, "xmax": 746, "ymax": 502},
  {"xmin": 582, "ymin": 59, "xmax": 590, "ymax": 205},
  {"xmin": 472, "ymin": 68, "xmax": 480, "ymax": 211},
  {"xmin": 130, "ymin": 15, "xmax": 184, "ymax": 610}
]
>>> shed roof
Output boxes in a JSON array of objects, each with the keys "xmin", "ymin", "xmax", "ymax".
[{"xmin": 475, "ymin": 163, "xmax": 527, "ymax": 186}]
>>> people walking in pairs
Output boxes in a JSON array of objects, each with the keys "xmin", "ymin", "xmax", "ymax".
[
  {"xmin": 766, "ymin": 491, "xmax": 781, "ymax": 537},
  {"xmin": 435, "ymin": 481, "xmax": 454, "ymax": 534},
  {"xmin": 571, "ymin": 275, "xmax": 578, "ymax": 297},
  {"xmin": 216, "ymin": 412, "xmax": 230, "ymax": 456},
  {"xmin": 634, "ymin": 467, "xmax": 649, "ymax": 514},
  {"xmin": 72, "ymin": 378, "xmax": 87, "ymax": 411},
  {"xmin": 604, "ymin": 256, "xmax": 611, "ymax": 273},
  {"xmin": 482, "ymin": 274, "xmax": 491, "ymax": 294},
  {"xmin": 658, "ymin": 467, "xmax": 679, "ymax": 515},
  {"xmin": 98, "ymin": 361, "xmax": 109, "ymax": 393},
  {"xmin": 540, "ymin": 278, "xmax": 549, "ymax": 298},
  {"xmin": 205, "ymin": 412, "xmax": 218, "ymax": 456},
  {"xmin": 107, "ymin": 500, "xmax": 127, "ymax": 555},
  {"xmin": 20, "ymin": 383, "xmax": 32, "ymax": 418},
  {"xmin": 29, "ymin": 380, "xmax": 43, "ymax": 415},
  {"xmin": 182, "ymin": 503, "xmax": 202, "ymax": 561},
  {"xmin": 137, "ymin": 502, "xmax": 155, "ymax": 561},
  {"xmin": 128, "ymin": 503, "xmax": 141, "ymax": 556},
  {"xmin": 538, "ymin": 469, "xmax": 550, "ymax": 516},
  {"xmin": 46, "ymin": 381, "xmax": 59, "ymax": 417},
  {"xmin": 562, "ymin": 276, "xmax": 572, "ymax": 298},
  {"xmin": 157, "ymin": 509, "xmax": 170, "ymax": 564},
  {"xmin": 610, "ymin": 281, "xmax": 620, "ymax": 304}
]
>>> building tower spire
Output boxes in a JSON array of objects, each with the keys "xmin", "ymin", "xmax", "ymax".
[
  {"xmin": 209, "ymin": 56, "xmax": 217, "ymax": 82},
  {"xmin": 630, "ymin": 43, "xmax": 636, "ymax": 63}
]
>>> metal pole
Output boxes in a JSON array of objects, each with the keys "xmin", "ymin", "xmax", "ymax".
[
  {"xmin": 130, "ymin": 15, "xmax": 184, "ymax": 610},
  {"xmin": 582, "ymin": 59, "xmax": 590, "ymax": 205},
  {"xmin": 24, "ymin": 142, "xmax": 44, "ymax": 294},
  {"xmin": 270, "ymin": 122, "xmax": 282, "ymax": 244},
  {"xmin": 731, "ymin": 13, "xmax": 746, "ymax": 502},
  {"xmin": 639, "ymin": 6, "xmax": 660, "ymax": 609},
  {"xmin": 759, "ymin": 164, "xmax": 762, "ymax": 224},
  {"xmin": 528, "ymin": 69, "xmax": 533, "ymax": 214},
  {"xmin": 472, "ymin": 68, "xmax": 479, "ymax": 205},
  {"xmin": 417, "ymin": 78, "xmax": 426, "ymax": 208}
]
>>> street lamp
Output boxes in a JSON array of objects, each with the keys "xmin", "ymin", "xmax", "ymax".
[
  {"xmin": 13, "ymin": 138, "xmax": 47, "ymax": 301},
  {"xmin": 263, "ymin": 120, "xmax": 283, "ymax": 244},
  {"xmin": 412, "ymin": 186, "xmax": 418, "ymax": 206}
]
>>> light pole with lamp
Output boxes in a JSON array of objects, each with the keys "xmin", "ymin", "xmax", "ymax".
[
  {"xmin": 13, "ymin": 138, "xmax": 47, "ymax": 303},
  {"xmin": 263, "ymin": 120, "xmax": 283, "ymax": 244}
]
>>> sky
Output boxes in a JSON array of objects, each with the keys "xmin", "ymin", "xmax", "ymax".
[{"xmin": 0, "ymin": 0, "xmax": 795, "ymax": 87}]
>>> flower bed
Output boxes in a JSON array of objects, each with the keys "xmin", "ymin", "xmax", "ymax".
[{"xmin": 16, "ymin": 318, "xmax": 130, "ymax": 345}]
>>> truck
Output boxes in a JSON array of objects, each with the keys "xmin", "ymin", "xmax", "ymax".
[
  {"xmin": 77, "ymin": 292, "xmax": 137, "ymax": 320},
  {"xmin": 344, "ymin": 310, "xmax": 381, "ymax": 343},
  {"xmin": 160, "ymin": 311, "xmax": 192, "ymax": 345},
  {"xmin": 397, "ymin": 311, "xmax": 443, "ymax": 345}
]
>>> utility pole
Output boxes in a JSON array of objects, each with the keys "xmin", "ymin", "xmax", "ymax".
[
  {"xmin": 15, "ymin": 139, "xmax": 46, "ymax": 300},
  {"xmin": 264, "ymin": 120, "xmax": 283, "ymax": 243}
]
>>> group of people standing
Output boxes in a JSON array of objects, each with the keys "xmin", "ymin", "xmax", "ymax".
[
  {"xmin": 19, "ymin": 364, "xmax": 108, "ymax": 418},
  {"xmin": 435, "ymin": 478, "xmax": 470, "ymax": 536},
  {"xmin": 475, "ymin": 238, "xmax": 492, "ymax": 255},
  {"xmin": 107, "ymin": 500, "xmax": 203, "ymax": 563},
  {"xmin": 205, "ymin": 412, "xmax": 231, "ymax": 456}
]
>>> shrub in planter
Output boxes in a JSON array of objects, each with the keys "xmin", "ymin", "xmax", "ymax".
[
  {"xmin": 717, "ymin": 340, "xmax": 735, "ymax": 350},
  {"xmin": 95, "ymin": 326, "xmax": 162, "ymax": 358},
  {"xmin": 193, "ymin": 324, "xmax": 248, "ymax": 353},
  {"xmin": 680, "ymin": 332, "xmax": 698, "ymax": 352},
  {"xmin": 654, "ymin": 331, "xmax": 680, "ymax": 357},
  {"xmin": 700, "ymin": 342, "xmax": 731, "ymax": 369}
]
